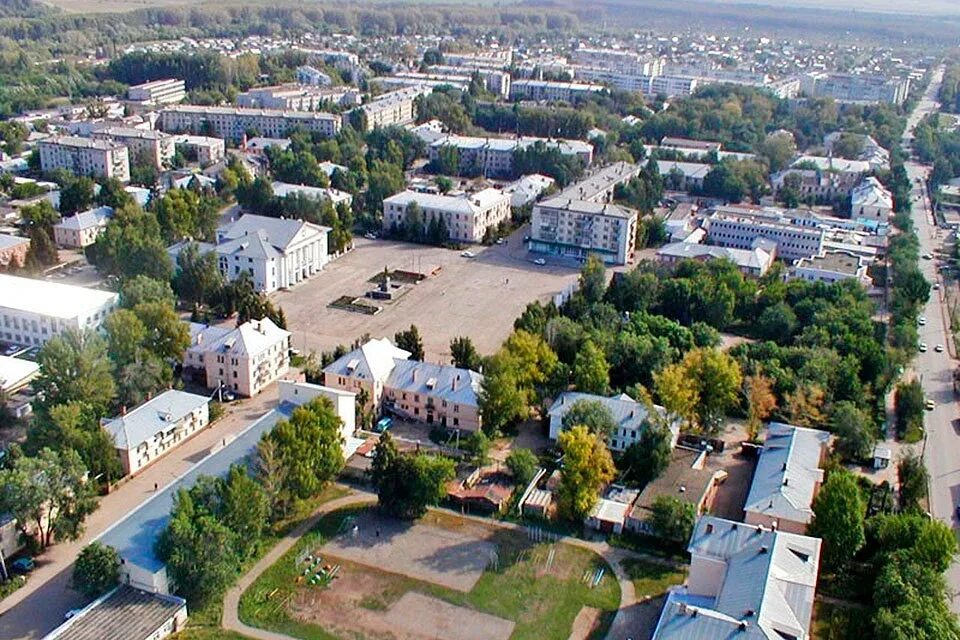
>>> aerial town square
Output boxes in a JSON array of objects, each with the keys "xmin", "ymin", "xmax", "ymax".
[{"xmin": 0, "ymin": 1, "xmax": 959, "ymax": 639}]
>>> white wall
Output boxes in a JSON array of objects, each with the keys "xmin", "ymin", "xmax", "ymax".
[{"xmin": 278, "ymin": 380, "xmax": 356, "ymax": 439}]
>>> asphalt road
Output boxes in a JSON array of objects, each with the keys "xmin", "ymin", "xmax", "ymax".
[{"xmin": 901, "ymin": 67, "xmax": 960, "ymax": 613}]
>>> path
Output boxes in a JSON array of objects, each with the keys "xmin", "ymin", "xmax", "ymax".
[{"xmin": 221, "ymin": 490, "xmax": 679, "ymax": 640}]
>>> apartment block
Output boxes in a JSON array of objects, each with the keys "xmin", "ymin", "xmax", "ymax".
[
  {"xmin": 427, "ymin": 65, "xmax": 511, "ymax": 98},
  {"xmin": 705, "ymin": 205, "xmax": 826, "ymax": 261},
  {"xmin": 38, "ymin": 137, "xmax": 131, "ymax": 182},
  {"xmin": 569, "ymin": 48, "xmax": 664, "ymax": 76},
  {"xmin": 322, "ymin": 338, "xmax": 484, "ymax": 431},
  {"xmin": 237, "ymin": 84, "xmax": 361, "ymax": 111},
  {"xmin": 0, "ymin": 234, "xmax": 29, "ymax": 270},
  {"xmin": 851, "ymin": 177, "xmax": 894, "ymax": 220},
  {"xmin": 509, "ymin": 79, "xmax": 606, "ymax": 102},
  {"xmin": 802, "ymin": 71, "xmax": 910, "ymax": 105},
  {"xmin": 90, "ymin": 127, "xmax": 175, "ymax": 170},
  {"xmin": 159, "ymin": 106, "xmax": 341, "ymax": 143},
  {"xmin": 102, "ymin": 390, "xmax": 210, "ymax": 476},
  {"xmin": 184, "ymin": 317, "xmax": 291, "ymax": 398},
  {"xmin": 127, "ymin": 79, "xmax": 186, "ymax": 105},
  {"xmin": 52, "ymin": 205, "xmax": 114, "ymax": 248},
  {"xmin": 428, "ymin": 134, "xmax": 594, "ymax": 178},
  {"xmin": 353, "ymin": 85, "xmax": 432, "ymax": 130},
  {"xmin": 529, "ymin": 162, "xmax": 641, "ymax": 264},
  {"xmin": 296, "ymin": 65, "xmax": 332, "ymax": 86},
  {"xmin": 171, "ymin": 134, "xmax": 226, "ymax": 165},
  {"xmin": 0, "ymin": 274, "xmax": 119, "ymax": 347},
  {"xmin": 382, "ymin": 188, "xmax": 511, "ymax": 243},
  {"xmin": 443, "ymin": 49, "xmax": 513, "ymax": 70}
]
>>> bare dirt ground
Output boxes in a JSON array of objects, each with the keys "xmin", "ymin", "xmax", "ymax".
[
  {"xmin": 568, "ymin": 606, "xmax": 602, "ymax": 640},
  {"xmin": 384, "ymin": 593, "xmax": 515, "ymax": 640},
  {"xmin": 320, "ymin": 510, "xmax": 496, "ymax": 592},
  {"xmin": 272, "ymin": 231, "xmax": 582, "ymax": 362}
]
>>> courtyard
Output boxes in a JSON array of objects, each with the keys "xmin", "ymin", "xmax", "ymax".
[{"xmin": 270, "ymin": 231, "xmax": 582, "ymax": 362}]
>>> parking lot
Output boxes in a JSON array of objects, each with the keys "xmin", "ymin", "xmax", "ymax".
[{"xmin": 272, "ymin": 230, "xmax": 583, "ymax": 362}]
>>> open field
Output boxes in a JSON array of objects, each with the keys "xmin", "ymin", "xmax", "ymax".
[
  {"xmin": 272, "ymin": 232, "xmax": 582, "ymax": 361},
  {"xmin": 239, "ymin": 506, "xmax": 621, "ymax": 640}
]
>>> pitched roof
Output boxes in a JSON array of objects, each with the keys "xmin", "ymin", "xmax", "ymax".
[
  {"xmin": 102, "ymin": 390, "xmax": 209, "ymax": 451},
  {"xmin": 386, "ymin": 359, "xmax": 483, "ymax": 407},
  {"xmin": 324, "ymin": 337, "xmax": 410, "ymax": 383},
  {"xmin": 548, "ymin": 391, "xmax": 670, "ymax": 435},
  {"xmin": 743, "ymin": 423, "xmax": 829, "ymax": 526},
  {"xmin": 187, "ymin": 318, "xmax": 290, "ymax": 358},
  {"xmin": 657, "ymin": 242, "xmax": 773, "ymax": 271},
  {"xmin": 53, "ymin": 206, "xmax": 113, "ymax": 232},
  {"xmin": 218, "ymin": 213, "xmax": 329, "ymax": 252},
  {"xmin": 653, "ymin": 516, "xmax": 822, "ymax": 640},
  {"xmin": 43, "ymin": 586, "xmax": 186, "ymax": 640}
]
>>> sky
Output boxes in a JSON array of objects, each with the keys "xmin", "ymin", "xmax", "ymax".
[{"xmin": 708, "ymin": 0, "xmax": 960, "ymax": 16}]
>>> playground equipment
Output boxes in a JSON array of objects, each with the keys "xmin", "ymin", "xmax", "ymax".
[{"xmin": 545, "ymin": 547, "xmax": 556, "ymax": 571}]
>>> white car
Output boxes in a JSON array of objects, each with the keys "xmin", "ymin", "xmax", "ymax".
[
  {"xmin": 919, "ymin": 342, "xmax": 928, "ymax": 352},
  {"xmin": 933, "ymin": 283, "xmax": 941, "ymax": 290},
  {"xmin": 460, "ymin": 251, "xmax": 475, "ymax": 258},
  {"xmin": 923, "ymin": 253, "xmax": 933, "ymax": 260},
  {"xmin": 533, "ymin": 258, "xmax": 547, "ymax": 266},
  {"xmin": 926, "ymin": 399, "xmax": 936, "ymax": 411},
  {"xmin": 918, "ymin": 316, "xmax": 927, "ymax": 326},
  {"xmin": 936, "ymin": 344, "xmax": 944, "ymax": 353}
]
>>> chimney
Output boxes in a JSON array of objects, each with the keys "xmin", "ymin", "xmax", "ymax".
[
  {"xmin": 783, "ymin": 478, "xmax": 789, "ymax": 486},
  {"xmin": 759, "ymin": 546, "xmax": 768, "ymax": 554},
  {"xmin": 705, "ymin": 523, "xmax": 714, "ymax": 535},
  {"xmin": 120, "ymin": 405, "xmax": 127, "ymax": 415}
]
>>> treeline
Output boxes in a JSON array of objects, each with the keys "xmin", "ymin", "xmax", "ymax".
[
  {"xmin": 938, "ymin": 63, "xmax": 960, "ymax": 114},
  {"xmin": 913, "ymin": 113, "xmax": 960, "ymax": 191}
]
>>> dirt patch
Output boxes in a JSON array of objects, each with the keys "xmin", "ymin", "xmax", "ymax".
[
  {"xmin": 383, "ymin": 592, "xmax": 514, "ymax": 640},
  {"xmin": 568, "ymin": 606, "xmax": 602, "ymax": 640}
]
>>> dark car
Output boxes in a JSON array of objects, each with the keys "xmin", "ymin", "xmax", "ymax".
[{"xmin": 10, "ymin": 557, "xmax": 34, "ymax": 574}]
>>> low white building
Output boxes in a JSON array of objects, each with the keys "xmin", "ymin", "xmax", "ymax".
[
  {"xmin": 0, "ymin": 274, "xmax": 119, "ymax": 347},
  {"xmin": 502, "ymin": 174, "xmax": 556, "ymax": 208},
  {"xmin": 509, "ymin": 79, "xmax": 606, "ymax": 102},
  {"xmin": 171, "ymin": 135, "xmax": 226, "ymax": 165},
  {"xmin": 184, "ymin": 317, "xmax": 291, "ymax": 398},
  {"xmin": 656, "ymin": 242, "xmax": 775, "ymax": 278},
  {"xmin": 851, "ymin": 177, "xmax": 893, "ymax": 220},
  {"xmin": 271, "ymin": 181, "xmax": 353, "ymax": 209},
  {"xmin": 52, "ymin": 205, "xmax": 113, "ymax": 249},
  {"xmin": 382, "ymin": 188, "xmax": 511, "ymax": 243},
  {"xmin": 127, "ymin": 79, "xmax": 186, "ymax": 105},
  {"xmin": 547, "ymin": 391, "xmax": 679, "ymax": 454},
  {"xmin": 278, "ymin": 379, "xmax": 356, "ymax": 440},
  {"xmin": 790, "ymin": 250, "xmax": 872, "ymax": 287},
  {"xmin": 102, "ymin": 390, "xmax": 211, "ymax": 476}
]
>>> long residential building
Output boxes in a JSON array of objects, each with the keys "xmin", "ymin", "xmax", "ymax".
[
  {"xmin": 322, "ymin": 337, "xmax": 483, "ymax": 431},
  {"xmin": 0, "ymin": 274, "xmax": 119, "ymax": 347},
  {"xmin": 126, "ymin": 78, "xmax": 186, "ymax": 105},
  {"xmin": 509, "ymin": 79, "xmax": 606, "ymax": 102},
  {"xmin": 705, "ymin": 205, "xmax": 826, "ymax": 262},
  {"xmin": 43, "ymin": 586, "xmax": 188, "ymax": 640},
  {"xmin": 382, "ymin": 188, "xmax": 511, "ymax": 243},
  {"xmin": 428, "ymin": 134, "xmax": 594, "ymax": 178},
  {"xmin": 652, "ymin": 516, "xmax": 822, "ymax": 640},
  {"xmin": 529, "ymin": 162, "xmax": 641, "ymax": 265},
  {"xmin": 90, "ymin": 126, "xmax": 175, "ymax": 170},
  {"xmin": 801, "ymin": 71, "xmax": 910, "ymax": 105},
  {"xmin": 37, "ymin": 137, "xmax": 130, "ymax": 182},
  {"xmin": 102, "ymin": 390, "xmax": 211, "ymax": 476},
  {"xmin": 184, "ymin": 317, "xmax": 291, "ymax": 398},
  {"xmin": 159, "ymin": 105, "xmax": 341, "ymax": 143},
  {"xmin": 427, "ymin": 65, "xmax": 512, "ymax": 98},
  {"xmin": 237, "ymin": 84, "xmax": 361, "ymax": 110},
  {"xmin": 353, "ymin": 85, "xmax": 432, "ymax": 130}
]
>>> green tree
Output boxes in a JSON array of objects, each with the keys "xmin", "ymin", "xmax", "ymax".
[
  {"xmin": 505, "ymin": 448, "xmax": 539, "ymax": 486},
  {"xmin": 556, "ymin": 426, "xmax": 616, "ymax": 521},
  {"xmin": 370, "ymin": 432, "xmax": 455, "ymax": 519},
  {"xmin": 35, "ymin": 330, "xmax": 116, "ymax": 414},
  {"xmin": 173, "ymin": 243, "xmax": 223, "ymax": 307},
  {"xmin": 572, "ymin": 340, "xmax": 609, "ymax": 395},
  {"xmin": 654, "ymin": 363, "xmax": 700, "ymax": 429},
  {"xmin": 72, "ymin": 542, "xmax": 120, "ymax": 599},
  {"xmin": 477, "ymin": 353, "xmax": 526, "ymax": 434},
  {"xmin": 810, "ymin": 470, "xmax": 866, "ymax": 570},
  {"xmin": 104, "ymin": 308, "xmax": 147, "ymax": 366},
  {"xmin": 622, "ymin": 425, "xmax": 673, "ymax": 487},
  {"xmin": 682, "ymin": 348, "xmax": 742, "ymax": 433},
  {"xmin": 831, "ymin": 401, "xmax": 876, "ymax": 462},
  {"xmin": 897, "ymin": 451, "xmax": 929, "ymax": 512},
  {"xmin": 395, "ymin": 325, "xmax": 425, "ymax": 361},
  {"xmin": 219, "ymin": 465, "xmax": 269, "ymax": 559},
  {"xmin": 450, "ymin": 336, "xmax": 481, "ymax": 370},
  {"xmin": 649, "ymin": 495, "xmax": 696, "ymax": 543},
  {"xmin": 579, "ymin": 255, "xmax": 607, "ymax": 306},
  {"xmin": 120, "ymin": 275, "xmax": 176, "ymax": 309},
  {"xmin": 461, "ymin": 431, "xmax": 490, "ymax": 466},
  {"xmin": 255, "ymin": 437, "xmax": 288, "ymax": 521},
  {"xmin": 27, "ymin": 401, "xmax": 122, "ymax": 487},
  {"xmin": 0, "ymin": 448, "xmax": 97, "ymax": 548},
  {"xmin": 132, "ymin": 302, "xmax": 190, "ymax": 361},
  {"xmin": 561, "ymin": 399, "xmax": 617, "ymax": 439},
  {"xmin": 263, "ymin": 398, "xmax": 345, "ymax": 500},
  {"xmin": 59, "ymin": 176, "xmax": 95, "ymax": 215}
]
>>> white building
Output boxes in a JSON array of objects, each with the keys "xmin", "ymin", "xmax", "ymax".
[
  {"xmin": 428, "ymin": 134, "xmax": 594, "ymax": 178},
  {"xmin": 171, "ymin": 134, "xmax": 226, "ymax": 165},
  {"xmin": 652, "ymin": 516, "xmax": 822, "ymax": 640},
  {"xmin": 184, "ymin": 318, "xmax": 291, "ymax": 398},
  {"xmin": 547, "ymin": 391, "xmax": 679, "ymax": 454},
  {"xmin": 278, "ymin": 379, "xmax": 356, "ymax": 440},
  {"xmin": 90, "ymin": 127, "xmax": 175, "ymax": 170},
  {"xmin": 529, "ymin": 162, "xmax": 641, "ymax": 265},
  {"xmin": 656, "ymin": 242, "xmax": 775, "ymax": 278},
  {"xmin": 657, "ymin": 160, "xmax": 711, "ymax": 192},
  {"xmin": 237, "ymin": 84, "xmax": 361, "ymax": 111},
  {"xmin": 52, "ymin": 205, "xmax": 114, "ymax": 249},
  {"xmin": 0, "ymin": 274, "xmax": 119, "ymax": 347},
  {"xmin": 213, "ymin": 214, "xmax": 331, "ymax": 293},
  {"xmin": 353, "ymin": 85, "xmax": 432, "ymax": 130},
  {"xmin": 43, "ymin": 586, "xmax": 188, "ymax": 640},
  {"xmin": 790, "ymin": 250, "xmax": 872, "ymax": 287},
  {"xmin": 802, "ymin": 72, "xmax": 910, "ymax": 105},
  {"xmin": 159, "ymin": 106, "xmax": 341, "ymax": 143},
  {"xmin": 382, "ymin": 188, "xmax": 511, "ymax": 243},
  {"xmin": 102, "ymin": 390, "xmax": 210, "ymax": 476},
  {"xmin": 127, "ymin": 79, "xmax": 186, "ymax": 106},
  {"xmin": 502, "ymin": 174, "xmax": 556, "ymax": 208},
  {"xmin": 851, "ymin": 177, "xmax": 893, "ymax": 220},
  {"xmin": 297, "ymin": 65, "xmax": 332, "ymax": 86},
  {"xmin": 271, "ymin": 181, "xmax": 353, "ymax": 209},
  {"xmin": 38, "ymin": 137, "xmax": 130, "ymax": 182},
  {"xmin": 509, "ymin": 79, "xmax": 606, "ymax": 102},
  {"xmin": 427, "ymin": 65, "xmax": 512, "ymax": 98},
  {"xmin": 705, "ymin": 205, "xmax": 826, "ymax": 262}
]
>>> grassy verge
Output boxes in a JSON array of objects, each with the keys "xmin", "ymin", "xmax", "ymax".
[
  {"xmin": 621, "ymin": 558, "xmax": 687, "ymax": 597},
  {"xmin": 174, "ymin": 629, "xmax": 253, "ymax": 640},
  {"xmin": 239, "ymin": 506, "xmax": 621, "ymax": 640}
]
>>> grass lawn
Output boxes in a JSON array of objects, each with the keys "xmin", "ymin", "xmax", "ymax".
[
  {"xmin": 239, "ymin": 506, "xmax": 621, "ymax": 640},
  {"xmin": 812, "ymin": 600, "xmax": 870, "ymax": 640},
  {"xmin": 621, "ymin": 558, "xmax": 687, "ymax": 597},
  {"xmin": 174, "ymin": 630, "xmax": 253, "ymax": 640}
]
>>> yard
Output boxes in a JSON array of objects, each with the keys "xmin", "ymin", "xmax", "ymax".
[{"xmin": 238, "ymin": 506, "xmax": 621, "ymax": 640}]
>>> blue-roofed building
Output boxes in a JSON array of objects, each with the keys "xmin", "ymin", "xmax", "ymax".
[
  {"xmin": 52, "ymin": 205, "xmax": 113, "ymax": 249},
  {"xmin": 744, "ymin": 423, "xmax": 830, "ymax": 534},
  {"xmin": 651, "ymin": 515, "xmax": 822, "ymax": 640},
  {"xmin": 101, "ymin": 390, "xmax": 210, "ymax": 477},
  {"xmin": 547, "ymin": 391, "xmax": 679, "ymax": 453}
]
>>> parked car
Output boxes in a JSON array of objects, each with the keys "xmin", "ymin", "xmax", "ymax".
[
  {"xmin": 926, "ymin": 399, "xmax": 936, "ymax": 411},
  {"xmin": 375, "ymin": 417, "xmax": 393, "ymax": 433},
  {"xmin": 461, "ymin": 251, "xmax": 475, "ymax": 258},
  {"xmin": 936, "ymin": 345, "xmax": 945, "ymax": 353},
  {"xmin": 11, "ymin": 557, "xmax": 34, "ymax": 574},
  {"xmin": 918, "ymin": 316, "xmax": 927, "ymax": 326},
  {"xmin": 919, "ymin": 342, "xmax": 928, "ymax": 352},
  {"xmin": 533, "ymin": 258, "xmax": 546, "ymax": 266},
  {"xmin": 364, "ymin": 232, "xmax": 377, "ymax": 240},
  {"xmin": 933, "ymin": 283, "xmax": 941, "ymax": 290},
  {"xmin": 3, "ymin": 345, "xmax": 19, "ymax": 356}
]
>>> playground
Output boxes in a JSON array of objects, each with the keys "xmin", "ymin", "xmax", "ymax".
[{"xmin": 239, "ymin": 507, "xmax": 621, "ymax": 640}]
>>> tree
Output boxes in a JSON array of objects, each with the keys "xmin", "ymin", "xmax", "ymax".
[
  {"xmin": 649, "ymin": 495, "xmax": 696, "ymax": 543},
  {"xmin": 556, "ymin": 426, "xmax": 616, "ymax": 521},
  {"xmin": 219, "ymin": 465, "xmax": 269, "ymax": 559},
  {"xmin": 757, "ymin": 131, "xmax": 797, "ymax": 172},
  {"xmin": 395, "ymin": 325, "xmax": 425, "ymax": 361},
  {"xmin": 572, "ymin": 340, "xmax": 609, "ymax": 395},
  {"xmin": 784, "ymin": 383, "xmax": 828, "ymax": 429},
  {"xmin": 59, "ymin": 176, "xmax": 95, "ymax": 215},
  {"xmin": 264, "ymin": 398, "xmax": 344, "ymax": 500},
  {"xmin": 810, "ymin": 470, "xmax": 866, "ymax": 570},
  {"xmin": 895, "ymin": 380, "xmax": 926, "ymax": 440},
  {"xmin": 0, "ymin": 448, "xmax": 97, "ymax": 548},
  {"xmin": 120, "ymin": 275, "xmax": 176, "ymax": 308},
  {"xmin": 173, "ymin": 243, "xmax": 223, "ymax": 307},
  {"xmin": 561, "ymin": 399, "xmax": 617, "ymax": 439},
  {"xmin": 579, "ymin": 255, "xmax": 607, "ymax": 306},
  {"xmin": 73, "ymin": 542, "xmax": 120, "ymax": 599},
  {"xmin": 478, "ymin": 353, "xmax": 526, "ymax": 434},
  {"xmin": 461, "ymin": 431, "xmax": 490, "ymax": 466},
  {"xmin": 744, "ymin": 374, "xmax": 777, "ymax": 441},
  {"xmin": 831, "ymin": 401, "xmax": 876, "ymax": 462},
  {"xmin": 132, "ymin": 302, "xmax": 191, "ymax": 362},
  {"xmin": 370, "ymin": 432, "xmax": 455, "ymax": 519},
  {"xmin": 505, "ymin": 448, "xmax": 538, "ymax": 486},
  {"xmin": 35, "ymin": 330, "xmax": 116, "ymax": 414},
  {"xmin": 449, "ymin": 336, "xmax": 481, "ymax": 371},
  {"xmin": 622, "ymin": 425, "xmax": 673, "ymax": 487},
  {"xmin": 104, "ymin": 308, "xmax": 147, "ymax": 367},
  {"xmin": 897, "ymin": 451, "xmax": 929, "ymax": 512},
  {"xmin": 654, "ymin": 364, "xmax": 700, "ymax": 429},
  {"xmin": 256, "ymin": 437, "xmax": 288, "ymax": 520},
  {"xmin": 26, "ymin": 401, "xmax": 122, "ymax": 488}
]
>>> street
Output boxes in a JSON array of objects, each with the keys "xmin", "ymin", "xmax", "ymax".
[
  {"xmin": 0, "ymin": 387, "xmax": 280, "ymax": 639},
  {"xmin": 901, "ymin": 66, "xmax": 960, "ymax": 613}
]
